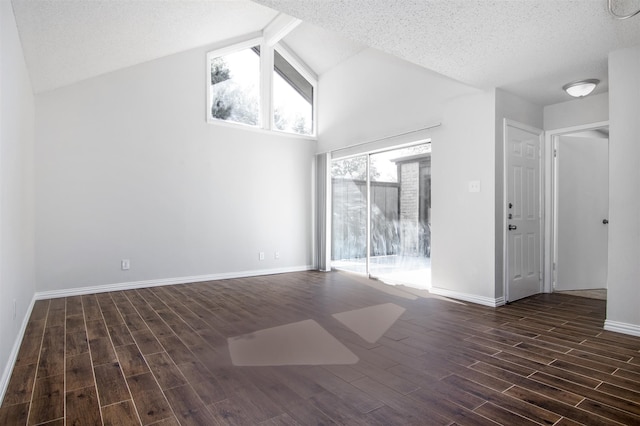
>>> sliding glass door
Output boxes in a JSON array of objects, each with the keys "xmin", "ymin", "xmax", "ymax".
[
  {"xmin": 331, "ymin": 143, "xmax": 431, "ymax": 289},
  {"xmin": 331, "ymin": 155, "xmax": 368, "ymax": 274}
]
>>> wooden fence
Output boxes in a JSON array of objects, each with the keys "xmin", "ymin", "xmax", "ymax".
[{"xmin": 331, "ymin": 178, "xmax": 400, "ymax": 260}]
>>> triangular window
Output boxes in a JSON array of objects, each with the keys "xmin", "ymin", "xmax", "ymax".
[{"xmin": 207, "ymin": 38, "xmax": 316, "ymax": 137}]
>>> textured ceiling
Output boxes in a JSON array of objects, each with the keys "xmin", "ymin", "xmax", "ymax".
[
  {"xmin": 11, "ymin": 0, "xmax": 279, "ymax": 93},
  {"xmin": 282, "ymin": 22, "xmax": 365, "ymax": 76},
  {"xmin": 252, "ymin": 0, "xmax": 640, "ymax": 105},
  {"xmin": 11, "ymin": 0, "xmax": 365, "ymax": 94},
  {"xmin": 12, "ymin": 0, "xmax": 640, "ymax": 105}
]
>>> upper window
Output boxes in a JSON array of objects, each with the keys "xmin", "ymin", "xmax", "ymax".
[
  {"xmin": 273, "ymin": 50, "xmax": 313, "ymax": 136},
  {"xmin": 207, "ymin": 40, "xmax": 316, "ymax": 137},
  {"xmin": 209, "ymin": 46, "xmax": 261, "ymax": 127}
]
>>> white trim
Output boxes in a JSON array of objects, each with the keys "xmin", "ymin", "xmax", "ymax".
[
  {"xmin": 206, "ymin": 37, "xmax": 263, "ymax": 128},
  {"xmin": 544, "ymin": 121, "xmax": 609, "ymax": 294},
  {"xmin": 34, "ymin": 265, "xmax": 314, "ymax": 300},
  {"xmin": 503, "ymin": 119, "xmax": 544, "ymax": 303},
  {"xmin": 325, "ymin": 152, "xmax": 333, "ymax": 272},
  {"xmin": 275, "ymin": 42, "xmax": 318, "ymax": 83},
  {"xmin": 315, "ymin": 153, "xmax": 332, "ymax": 272},
  {"xmin": 331, "ymin": 138, "xmax": 432, "ymax": 162},
  {"xmin": 205, "ymin": 118, "xmax": 317, "ymax": 141},
  {"xmin": 263, "ymin": 14, "xmax": 302, "ymax": 46},
  {"xmin": 429, "ymin": 287, "xmax": 505, "ymax": 307},
  {"xmin": 545, "ymin": 121, "xmax": 610, "ymax": 137},
  {"xmin": 273, "ymin": 42, "xmax": 318, "ymax": 137},
  {"xmin": 0, "ymin": 295, "xmax": 37, "ymax": 405},
  {"xmin": 328, "ymin": 124, "xmax": 439, "ymax": 159},
  {"xmin": 205, "ymin": 36, "xmax": 263, "ymax": 62},
  {"xmin": 260, "ymin": 39, "xmax": 273, "ymax": 130},
  {"xmin": 205, "ymin": 34, "xmax": 317, "ymax": 138},
  {"xmin": 365, "ymin": 153, "xmax": 371, "ymax": 276},
  {"xmin": 604, "ymin": 320, "xmax": 640, "ymax": 337}
]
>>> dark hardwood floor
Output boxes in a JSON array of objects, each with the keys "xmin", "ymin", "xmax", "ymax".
[{"xmin": 1, "ymin": 271, "xmax": 640, "ymax": 425}]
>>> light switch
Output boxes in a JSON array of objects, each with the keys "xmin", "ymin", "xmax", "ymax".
[{"xmin": 468, "ymin": 180, "xmax": 481, "ymax": 193}]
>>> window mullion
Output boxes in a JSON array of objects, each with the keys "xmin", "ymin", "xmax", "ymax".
[
  {"xmin": 260, "ymin": 42, "xmax": 274, "ymax": 130},
  {"xmin": 207, "ymin": 37, "xmax": 316, "ymax": 136}
]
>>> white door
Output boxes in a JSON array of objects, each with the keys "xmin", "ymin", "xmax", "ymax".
[
  {"xmin": 505, "ymin": 121, "xmax": 543, "ymax": 302},
  {"xmin": 555, "ymin": 136, "xmax": 609, "ymax": 290}
]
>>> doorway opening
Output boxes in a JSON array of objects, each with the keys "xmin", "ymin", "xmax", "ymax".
[
  {"xmin": 331, "ymin": 142, "xmax": 431, "ymax": 289},
  {"xmin": 551, "ymin": 124, "xmax": 609, "ymax": 300}
]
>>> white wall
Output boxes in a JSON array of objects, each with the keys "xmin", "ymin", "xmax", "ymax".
[
  {"xmin": 430, "ymin": 89, "xmax": 541, "ymax": 304},
  {"xmin": 430, "ymin": 91, "xmax": 497, "ymax": 301},
  {"xmin": 543, "ymin": 92, "xmax": 608, "ymax": 131},
  {"xmin": 606, "ymin": 45, "xmax": 640, "ymax": 335},
  {"xmin": 318, "ymin": 48, "xmax": 512, "ymax": 303},
  {"xmin": 318, "ymin": 50, "xmax": 544, "ymax": 305},
  {"xmin": 0, "ymin": 0, "xmax": 36, "ymax": 396},
  {"xmin": 317, "ymin": 48, "xmax": 477, "ymax": 153},
  {"xmin": 35, "ymin": 44, "xmax": 317, "ymax": 293}
]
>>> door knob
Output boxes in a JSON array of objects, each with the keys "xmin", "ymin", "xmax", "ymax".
[
  {"xmin": 602, "ymin": 219, "xmax": 609, "ymax": 224},
  {"xmin": 508, "ymin": 224, "xmax": 517, "ymax": 230}
]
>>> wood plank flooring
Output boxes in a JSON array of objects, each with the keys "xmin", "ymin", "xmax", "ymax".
[{"xmin": 1, "ymin": 271, "xmax": 640, "ymax": 425}]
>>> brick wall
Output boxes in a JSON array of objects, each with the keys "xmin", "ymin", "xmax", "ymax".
[{"xmin": 400, "ymin": 162, "xmax": 419, "ymax": 255}]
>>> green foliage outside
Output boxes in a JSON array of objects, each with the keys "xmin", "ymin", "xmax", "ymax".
[
  {"xmin": 331, "ymin": 156, "xmax": 380, "ymax": 181},
  {"xmin": 210, "ymin": 57, "xmax": 259, "ymax": 125},
  {"xmin": 211, "ymin": 53, "xmax": 311, "ymax": 134}
]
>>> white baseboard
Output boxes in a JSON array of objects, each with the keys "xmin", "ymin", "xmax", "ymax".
[
  {"xmin": 429, "ymin": 287, "xmax": 505, "ymax": 307},
  {"xmin": 604, "ymin": 320, "xmax": 640, "ymax": 337},
  {"xmin": 35, "ymin": 265, "xmax": 314, "ymax": 300},
  {"xmin": 0, "ymin": 294, "xmax": 36, "ymax": 406}
]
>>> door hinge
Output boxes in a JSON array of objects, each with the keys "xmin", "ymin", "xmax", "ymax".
[{"xmin": 553, "ymin": 149, "xmax": 557, "ymax": 158}]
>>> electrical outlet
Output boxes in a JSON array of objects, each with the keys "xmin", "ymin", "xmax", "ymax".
[
  {"xmin": 468, "ymin": 180, "xmax": 481, "ymax": 193},
  {"xmin": 274, "ymin": 251, "xmax": 280, "ymax": 259},
  {"xmin": 259, "ymin": 252, "xmax": 265, "ymax": 261},
  {"xmin": 121, "ymin": 259, "xmax": 130, "ymax": 270}
]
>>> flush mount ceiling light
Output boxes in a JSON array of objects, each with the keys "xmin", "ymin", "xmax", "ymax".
[
  {"xmin": 608, "ymin": 0, "xmax": 640, "ymax": 20},
  {"xmin": 562, "ymin": 79, "xmax": 600, "ymax": 98}
]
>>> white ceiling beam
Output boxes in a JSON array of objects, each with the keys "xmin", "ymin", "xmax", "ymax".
[{"xmin": 263, "ymin": 13, "xmax": 302, "ymax": 46}]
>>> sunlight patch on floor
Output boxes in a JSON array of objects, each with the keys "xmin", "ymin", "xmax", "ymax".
[
  {"xmin": 333, "ymin": 303, "xmax": 406, "ymax": 343},
  {"xmin": 341, "ymin": 271, "xmax": 465, "ymax": 305},
  {"xmin": 555, "ymin": 288, "xmax": 607, "ymax": 300},
  {"xmin": 228, "ymin": 319, "xmax": 358, "ymax": 366},
  {"xmin": 393, "ymin": 285, "xmax": 467, "ymax": 305},
  {"xmin": 354, "ymin": 277, "xmax": 418, "ymax": 300}
]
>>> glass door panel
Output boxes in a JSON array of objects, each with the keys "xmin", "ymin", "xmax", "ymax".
[
  {"xmin": 369, "ymin": 144, "xmax": 431, "ymax": 288},
  {"xmin": 330, "ymin": 144, "xmax": 431, "ymax": 289},
  {"xmin": 331, "ymin": 155, "xmax": 368, "ymax": 274}
]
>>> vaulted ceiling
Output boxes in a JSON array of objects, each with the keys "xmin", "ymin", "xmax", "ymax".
[
  {"xmin": 11, "ymin": 0, "xmax": 364, "ymax": 94},
  {"xmin": 11, "ymin": 0, "xmax": 640, "ymax": 105},
  {"xmin": 253, "ymin": 0, "xmax": 640, "ymax": 105}
]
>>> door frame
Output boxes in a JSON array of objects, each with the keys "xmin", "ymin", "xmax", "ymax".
[
  {"xmin": 502, "ymin": 119, "xmax": 544, "ymax": 303},
  {"xmin": 545, "ymin": 121, "xmax": 609, "ymax": 293}
]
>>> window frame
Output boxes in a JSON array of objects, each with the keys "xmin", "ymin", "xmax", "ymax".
[
  {"xmin": 206, "ymin": 36, "xmax": 264, "ymax": 129},
  {"xmin": 206, "ymin": 36, "xmax": 317, "ymax": 138},
  {"xmin": 272, "ymin": 43, "xmax": 317, "ymax": 137}
]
